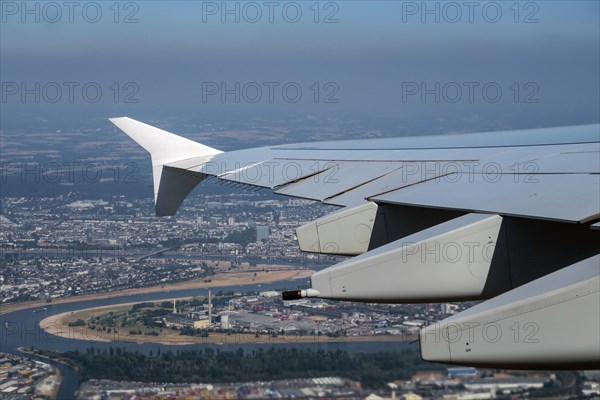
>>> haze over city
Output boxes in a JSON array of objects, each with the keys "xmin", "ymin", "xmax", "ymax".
[{"xmin": 1, "ymin": 1, "xmax": 599, "ymax": 400}]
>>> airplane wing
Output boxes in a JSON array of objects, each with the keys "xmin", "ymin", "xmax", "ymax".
[{"xmin": 110, "ymin": 117, "xmax": 600, "ymax": 369}]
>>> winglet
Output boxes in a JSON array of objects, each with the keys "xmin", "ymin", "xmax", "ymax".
[{"xmin": 110, "ymin": 117, "xmax": 222, "ymax": 216}]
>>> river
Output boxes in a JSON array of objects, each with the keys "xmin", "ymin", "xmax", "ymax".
[{"xmin": 0, "ymin": 279, "xmax": 416, "ymax": 399}]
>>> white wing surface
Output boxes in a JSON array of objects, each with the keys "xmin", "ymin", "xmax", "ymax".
[{"xmin": 111, "ymin": 117, "xmax": 600, "ymax": 369}]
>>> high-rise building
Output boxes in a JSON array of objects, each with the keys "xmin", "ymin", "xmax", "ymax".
[{"xmin": 256, "ymin": 225, "xmax": 270, "ymax": 241}]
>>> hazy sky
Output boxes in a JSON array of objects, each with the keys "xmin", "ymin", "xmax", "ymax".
[{"xmin": 1, "ymin": 1, "xmax": 599, "ymax": 130}]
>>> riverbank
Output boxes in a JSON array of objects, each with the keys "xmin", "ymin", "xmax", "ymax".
[
  {"xmin": 3, "ymin": 277, "xmax": 417, "ymax": 400},
  {"xmin": 40, "ymin": 303, "xmax": 416, "ymax": 344},
  {"xmin": 0, "ymin": 264, "xmax": 312, "ymax": 315}
]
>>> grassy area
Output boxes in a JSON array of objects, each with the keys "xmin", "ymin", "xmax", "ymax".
[
  {"xmin": 43, "ymin": 298, "xmax": 417, "ymax": 345},
  {"xmin": 77, "ymin": 299, "xmax": 203, "ymax": 337}
]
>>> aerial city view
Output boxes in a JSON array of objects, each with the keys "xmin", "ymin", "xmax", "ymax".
[{"xmin": 1, "ymin": 1, "xmax": 599, "ymax": 399}]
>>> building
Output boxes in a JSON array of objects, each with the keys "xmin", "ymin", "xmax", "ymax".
[
  {"xmin": 440, "ymin": 303, "xmax": 460, "ymax": 314},
  {"xmin": 411, "ymin": 371, "xmax": 445, "ymax": 383},
  {"xmin": 463, "ymin": 377, "xmax": 548, "ymax": 392},
  {"xmin": 582, "ymin": 381, "xmax": 600, "ymax": 396},
  {"xmin": 447, "ymin": 368, "xmax": 478, "ymax": 378},
  {"xmin": 163, "ymin": 314, "xmax": 210, "ymax": 329},
  {"xmin": 85, "ymin": 226, "xmax": 93, "ymax": 243},
  {"xmin": 193, "ymin": 319, "xmax": 211, "ymax": 329},
  {"xmin": 220, "ymin": 314, "xmax": 230, "ymax": 330},
  {"xmin": 403, "ymin": 392, "xmax": 423, "ymax": 400},
  {"xmin": 256, "ymin": 225, "xmax": 270, "ymax": 241}
]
